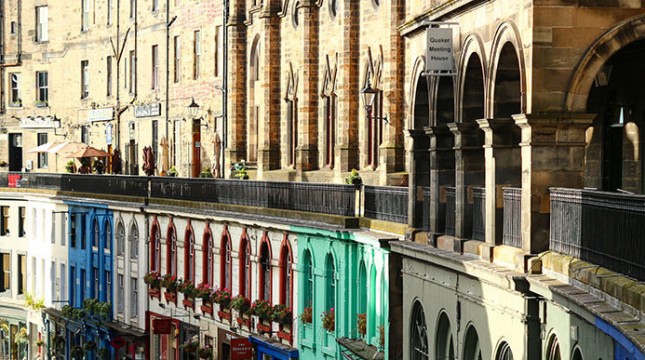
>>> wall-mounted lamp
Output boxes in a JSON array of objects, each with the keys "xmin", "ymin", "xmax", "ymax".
[
  {"xmin": 187, "ymin": 98, "xmax": 208, "ymax": 128},
  {"xmin": 52, "ymin": 115, "xmax": 67, "ymax": 137},
  {"xmin": 361, "ymin": 79, "xmax": 389, "ymax": 124}
]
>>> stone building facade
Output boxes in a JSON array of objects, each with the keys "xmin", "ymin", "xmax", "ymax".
[{"xmin": 0, "ymin": 0, "xmax": 224, "ymax": 178}]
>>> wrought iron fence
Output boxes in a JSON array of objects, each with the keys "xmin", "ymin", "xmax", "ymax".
[
  {"xmin": 550, "ymin": 188, "xmax": 645, "ymax": 282},
  {"xmin": 502, "ymin": 187, "xmax": 522, "ymax": 248},
  {"xmin": 150, "ymin": 178, "xmax": 357, "ymax": 217},
  {"xmin": 444, "ymin": 187, "xmax": 456, "ymax": 236},
  {"xmin": 472, "ymin": 187, "xmax": 486, "ymax": 240},
  {"xmin": 363, "ymin": 185, "xmax": 408, "ymax": 224}
]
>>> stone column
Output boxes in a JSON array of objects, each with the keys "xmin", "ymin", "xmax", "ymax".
[
  {"xmin": 295, "ymin": 1, "xmax": 319, "ymax": 172},
  {"xmin": 334, "ymin": 0, "xmax": 359, "ymax": 173},
  {"xmin": 406, "ymin": 129, "xmax": 429, "ymax": 237},
  {"xmin": 425, "ymin": 126, "xmax": 454, "ymax": 246},
  {"xmin": 448, "ymin": 122, "xmax": 485, "ymax": 241},
  {"xmin": 513, "ymin": 113, "xmax": 594, "ymax": 254},
  {"xmin": 225, "ymin": 0, "xmax": 247, "ymax": 173},
  {"xmin": 476, "ymin": 118, "xmax": 521, "ymax": 260},
  {"xmin": 256, "ymin": 7, "xmax": 281, "ymax": 177}
]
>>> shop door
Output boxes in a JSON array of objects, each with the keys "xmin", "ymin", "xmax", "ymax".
[{"xmin": 8, "ymin": 134, "xmax": 22, "ymax": 171}]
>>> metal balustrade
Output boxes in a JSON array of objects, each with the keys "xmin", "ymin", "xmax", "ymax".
[
  {"xmin": 502, "ymin": 187, "xmax": 522, "ymax": 248},
  {"xmin": 445, "ymin": 187, "xmax": 456, "ymax": 236},
  {"xmin": 550, "ymin": 188, "xmax": 645, "ymax": 282},
  {"xmin": 472, "ymin": 187, "xmax": 486, "ymax": 241},
  {"xmin": 363, "ymin": 185, "xmax": 409, "ymax": 224}
]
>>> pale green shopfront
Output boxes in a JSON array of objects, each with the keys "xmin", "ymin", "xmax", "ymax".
[{"xmin": 293, "ymin": 225, "xmax": 402, "ymax": 360}]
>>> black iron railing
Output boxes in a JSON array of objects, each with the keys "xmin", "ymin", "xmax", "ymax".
[
  {"xmin": 150, "ymin": 178, "xmax": 357, "ymax": 217},
  {"xmin": 502, "ymin": 187, "xmax": 522, "ymax": 248},
  {"xmin": 445, "ymin": 187, "xmax": 456, "ymax": 236},
  {"xmin": 363, "ymin": 185, "xmax": 408, "ymax": 224},
  {"xmin": 472, "ymin": 187, "xmax": 486, "ymax": 240},
  {"xmin": 550, "ymin": 188, "xmax": 645, "ymax": 282}
]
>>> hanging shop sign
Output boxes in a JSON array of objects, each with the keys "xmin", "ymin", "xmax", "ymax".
[
  {"xmin": 425, "ymin": 27, "xmax": 454, "ymax": 74},
  {"xmin": 134, "ymin": 103, "xmax": 162, "ymax": 118}
]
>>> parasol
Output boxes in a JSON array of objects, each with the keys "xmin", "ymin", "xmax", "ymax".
[
  {"xmin": 49, "ymin": 141, "xmax": 86, "ymax": 155},
  {"xmin": 27, "ymin": 141, "xmax": 61, "ymax": 154},
  {"xmin": 67, "ymin": 146, "xmax": 111, "ymax": 158}
]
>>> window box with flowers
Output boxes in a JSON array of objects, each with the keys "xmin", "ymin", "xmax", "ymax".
[
  {"xmin": 178, "ymin": 279, "xmax": 196, "ymax": 308},
  {"xmin": 214, "ymin": 288, "xmax": 232, "ymax": 321},
  {"xmin": 321, "ymin": 308, "xmax": 335, "ymax": 332},
  {"xmin": 357, "ymin": 313, "xmax": 367, "ymax": 338},
  {"xmin": 272, "ymin": 304, "xmax": 292, "ymax": 327},
  {"xmin": 230, "ymin": 295, "xmax": 251, "ymax": 315},
  {"xmin": 300, "ymin": 305, "xmax": 313, "ymax": 324},
  {"xmin": 251, "ymin": 299, "xmax": 273, "ymax": 333},
  {"xmin": 144, "ymin": 271, "xmax": 162, "ymax": 298},
  {"xmin": 195, "ymin": 282, "xmax": 214, "ymax": 315},
  {"xmin": 161, "ymin": 274, "xmax": 178, "ymax": 302}
]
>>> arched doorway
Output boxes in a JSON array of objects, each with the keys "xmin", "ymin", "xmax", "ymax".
[
  {"xmin": 463, "ymin": 325, "xmax": 482, "ymax": 360},
  {"xmin": 411, "ymin": 74, "xmax": 431, "ymax": 229},
  {"xmin": 433, "ymin": 76, "xmax": 456, "ymax": 236},
  {"xmin": 586, "ymin": 39, "xmax": 645, "ymax": 193}
]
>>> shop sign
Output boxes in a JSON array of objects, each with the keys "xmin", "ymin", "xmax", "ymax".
[
  {"xmin": 19, "ymin": 116, "xmax": 55, "ymax": 129},
  {"xmin": 88, "ymin": 107, "xmax": 114, "ymax": 122},
  {"xmin": 134, "ymin": 103, "xmax": 161, "ymax": 118},
  {"xmin": 152, "ymin": 319, "xmax": 172, "ymax": 334},
  {"xmin": 105, "ymin": 123, "xmax": 113, "ymax": 145},
  {"xmin": 425, "ymin": 27, "xmax": 454, "ymax": 73},
  {"xmin": 231, "ymin": 338, "xmax": 252, "ymax": 360}
]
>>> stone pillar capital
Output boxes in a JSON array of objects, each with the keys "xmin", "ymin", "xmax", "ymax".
[
  {"xmin": 406, "ymin": 129, "xmax": 428, "ymax": 139},
  {"xmin": 512, "ymin": 113, "xmax": 595, "ymax": 147},
  {"xmin": 447, "ymin": 122, "xmax": 479, "ymax": 136}
]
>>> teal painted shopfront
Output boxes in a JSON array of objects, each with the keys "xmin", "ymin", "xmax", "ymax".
[{"xmin": 294, "ymin": 226, "xmax": 399, "ymax": 359}]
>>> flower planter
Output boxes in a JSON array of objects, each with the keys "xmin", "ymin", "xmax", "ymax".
[
  {"xmin": 277, "ymin": 330, "xmax": 293, "ymax": 343},
  {"xmin": 218, "ymin": 310, "xmax": 231, "ymax": 322},
  {"xmin": 148, "ymin": 288, "xmax": 161, "ymax": 299},
  {"xmin": 201, "ymin": 304, "xmax": 213, "ymax": 316},
  {"xmin": 236, "ymin": 316, "xmax": 251, "ymax": 329},
  {"xmin": 164, "ymin": 291, "xmax": 177, "ymax": 303},
  {"xmin": 182, "ymin": 298, "xmax": 194, "ymax": 309},
  {"xmin": 256, "ymin": 322, "xmax": 271, "ymax": 334}
]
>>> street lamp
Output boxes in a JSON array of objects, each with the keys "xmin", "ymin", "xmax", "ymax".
[
  {"xmin": 361, "ymin": 79, "xmax": 388, "ymax": 124},
  {"xmin": 52, "ymin": 115, "xmax": 67, "ymax": 137},
  {"xmin": 188, "ymin": 98, "xmax": 200, "ymax": 119}
]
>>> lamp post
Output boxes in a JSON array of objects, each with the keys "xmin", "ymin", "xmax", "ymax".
[
  {"xmin": 361, "ymin": 79, "xmax": 388, "ymax": 124},
  {"xmin": 188, "ymin": 98, "xmax": 202, "ymax": 177}
]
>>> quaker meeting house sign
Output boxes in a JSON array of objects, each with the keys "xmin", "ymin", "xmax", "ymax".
[{"xmin": 425, "ymin": 27, "xmax": 454, "ymax": 74}]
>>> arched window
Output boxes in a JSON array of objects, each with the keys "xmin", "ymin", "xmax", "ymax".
[
  {"xmin": 303, "ymin": 249, "xmax": 313, "ymax": 309},
  {"xmin": 325, "ymin": 253, "xmax": 336, "ymax": 312},
  {"xmin": 258, "ymin": 238, "xmax": 271, "ymax": 302},
  {"xmin": 435, "ymin": 312, "xmax": 454, "ymax": 360},
  {"xmin": 116, "ymin": 222, "xmax": 125, "ymax": 256},
  {"xmin": 220, "ymin": 231, "xmax": 232, "ymax": 291},
  {"xmin": 202, "ymin": 231, "xmax": 213, "ymax": 285},
  {"xmin": 547, "ymin": 334, "xmax": 561, "ymax": 360},
  {"xmin": 104, "ymin": 220, "xmax": 111, "ymax": 252},
  {"xmin": 463, "ymin": 326, "xmax": 482, "ymax": 360},
  {"xmin": 571, "ymin": 346, "xmax": 583, "ymax": 360},
  {"xmin": 184, "ymin": 226, "xmax": 195, "ymax": 283},
  {"xmin": 364, "ymin": 73, "xmax": 383, "ymax": 169},
  {"xmin": 167, "ymin": 223, "xmax": 177, "ymax": 275},
  {"xmin": 410, "ymin": 301, "xmax": 429, "ymax": 360},
  {"xmin": 129, "ymin": 223, "xmax": 139, "ymax": 259},
  {"xmin": 368, "ymin": 265, "xmax": 377, "ymax": 340},
  {"xmin": 323, "ymin": 93, "xmax": 337, "ymax": 168},
  {"xmin": 150, "ymin": 222, "xmax": 161, "ymax": 272},
  {"xmin": 239, "ymin": 233, "xmax": 251, "ymax": 299},
  {"xmin": 495, "ymin": 341, "xmax": 513, "ymax": 360},
  {"xmin": 92, "ymin": 219, "xmax": 99, "ymax": 248},
  {"xmin": 248, "ymin": 37, "xmax": 261, "ymax": 163},
  {"xmin": 279, "ymin": 241, "xmax": 292, "ymax": 309},
  {"xmin": 358, "ymin": 261, "xmax": 367, "ymax": 314}
]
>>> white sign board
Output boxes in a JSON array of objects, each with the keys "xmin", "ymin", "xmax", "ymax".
[
  {"xmin": 425, "ymin": 27, "xmax": 454, "ymax": 73},
  {"xmin": 88, "ymin": 107, "xmax": 114, "ymax": 122},
  {"xmin": 19, "ymin": 116, "xmax": 56, "ymax": 129}
]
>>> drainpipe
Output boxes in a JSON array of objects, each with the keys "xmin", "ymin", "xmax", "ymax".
[
  {"xmin": 165, "ymin": 0, "xmax": 176, "ymax": 162},
  {"xmin": 221, "ymin": 0, "xmax": 228, "ymax": 178}
]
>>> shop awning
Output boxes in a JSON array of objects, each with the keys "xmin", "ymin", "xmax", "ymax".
[{"xmin": 337, "ymin": 338, "xmax": 384, "ymax": 360}]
